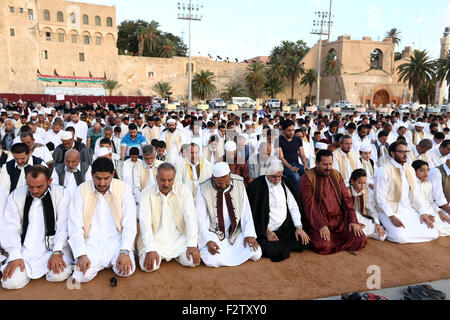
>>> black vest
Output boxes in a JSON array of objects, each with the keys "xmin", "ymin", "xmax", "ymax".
[
  {"xmin": 53, "ymin": 161, "xmax": 90, "ymax": 187},
  {"xmin": 6, "ymin": 156, "xmax": 44, "ymax": 193},
  {"xmin": 373, "ymin": 141, "xmax": 390, "ymax": 159}
]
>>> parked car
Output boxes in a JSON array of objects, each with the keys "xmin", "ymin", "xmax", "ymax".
[
  {"xmin": 209, "ymin": 98, "xmax": 226, "ymax": 108},
  {"xmin": 267, "ymin": 99, "xmax": 281, "ymax": 108},
  {"xmin": 333, "ymin": 100, "xmax": 354, "ymax": 110},
  {"xmin": 231, "ymin": 97, "xmax": 256, "ymax": 108},
  {"xmin": 439, "ymin": 104, "xmax": 449, "ymax": 113}
]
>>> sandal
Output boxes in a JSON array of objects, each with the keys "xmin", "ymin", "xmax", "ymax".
[
  {"xmin": 362, "ymin": 293, "xmax": 388, "ymax": 300},
  {"xmin": 403, "ymin": 286, "xmax": 434, "ymax": 300},
  {"xmin": 341, "ymin": 292, "xmax": 362, "ymax": 300}
]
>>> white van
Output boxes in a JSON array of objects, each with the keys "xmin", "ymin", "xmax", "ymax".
[{"xmin": 231, "ymin": 97, "xmax": 256, "ymax": 108}]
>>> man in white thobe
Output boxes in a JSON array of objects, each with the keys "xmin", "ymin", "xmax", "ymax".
[
  {"xmin": 196, "ymin": 162, "xmax": 262, "ymax": 268},
  {"xmin": 0, "ymin": 166, "xmax": 72, "ymax": 289},
  {"xmin": 66, "ymin": 111, "xmax": 88, "ymax": 145},
  {"xmin": 132, "ymin": 145, "xmax": 163, "ymax": 205},
  {"xmin": 160, "ymin": 118, "xmax": 186, "ymax": 165},
  {"xmin": 428, "ymin": 140, "xmax": 450, "ymax": 169},
  {"xmin": 374, "ymin": 141, "xmax": 439, "ymax": 243},
  {"xmin": 68, "ymin": 158, "xmax": 137, "ymax": 283},
  {"xmin": 122, "ymin": 147, "xmax": 143, "ymax": 189},
  {"xmin": 332, "ymin": 135, "xmax": 362, "ymax": 187},
  {"xmin": 137, "ymin": 163, "xmax": 200, "ymax": 272},
  {"xmin": 51, "ymin": 149, "xmax": 92, "ymax": 193}
]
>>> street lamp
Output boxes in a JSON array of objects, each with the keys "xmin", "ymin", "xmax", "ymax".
[
  {"xmin": 311, "ymin": 11, "xmax": 334, "ymax": 108},
  {"xmin": 177, "ymin": 1, "xmax": 203, "ymax": 110}
]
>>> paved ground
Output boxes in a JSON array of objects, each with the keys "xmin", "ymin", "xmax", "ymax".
[{"xmin": 318, "ymin": 279, "xmax": 450, "ymax": 300}]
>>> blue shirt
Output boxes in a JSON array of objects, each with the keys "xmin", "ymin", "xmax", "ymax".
[{"xmin": 121, "ymin": 133, "xmax": 147, "ymax": 156}]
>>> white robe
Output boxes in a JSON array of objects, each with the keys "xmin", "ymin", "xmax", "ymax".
[
  {"xmin": 418, "ymin": 179, "xmax": 450, "ymax": 237},
  {"xmin": 50, "ymin": 164, "xmax": 92, "ymax": 193},
  {"xmin": 138, "ymin": 184, "xmax": 198, "ymax": 271},
  {"xmin": 175, "ymin": 159, "xmax": 212, "ymax": 199},
  {"xmin": 123, "ymin": 158, "xmax": 143, "ymax": 189},
  {"xmin": 374, "ymin": 159, "xmax": 439, "ymax": 243},
  {"xmin": 0, "ymin": 186, "xmax": 73, "ymax": 289},
  {"xmin": 0, "ymin": 156, "xmax": 48, "ymax": 194},
  {"xmin": 195, "ymin": 183, "xmax": 262, "ymax": 268},
  {"xmin": 332, "ymin": 149, "xmax": 363, "ymax": 187},
  {"xmin": 68, "ymin": 183, "xmax": 137, "ymax": 283}
]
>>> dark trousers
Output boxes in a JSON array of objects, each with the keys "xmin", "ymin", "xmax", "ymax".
[{"xmin": 283, "ymin": 162, "xmax": 304, "ymax": 195}]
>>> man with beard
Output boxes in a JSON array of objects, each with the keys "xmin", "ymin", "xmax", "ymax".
[
  {"xmin": 321, "ymin": 121, "xmax": 338, "ymax": 144},
  {"xmin": 374, "ymin": 141, "xmax": 439, "ymax": 243},
  {"xmin": 43, "ymin": 120, "xmax": 64, "ymax": 148},
  {"xmin": 160, "ymin": 118, "xmax": 186, "ymax": 165},
  {"xmin": 132, "ymin": 145, "xmax": 163, "ymax": 205},
  {"xmin": 299, "ymin": 150, "xmax": 367, "ymax": 255},
  {"xmin": 332, "ymin": 135, "xmax": 363, "ymax": 187},
  {"xmin": 247, "ymin": 158, "xmax": 310, "ymax": 262},
  {"xmin": 68, "ymin": 158, "xmax": 137, "ymax": 283},
  {"xmin": 351, "ymin": 124, "xmax": 371, "ymax": 155},
  {"xmin": 120, "ymin": 123, "xmax": 147, "ymax": 161},
  {"xmin": 51, "ymin": 149, "xmax": 92, "ymax": 193},
  {"xmin": 195, "ymin": 162, "xmax": 262, "ymax": 267},
  {"xmin": 0, "ymin": 166, "xmax": 72, "ymax": 289},
  {"xmin": 53, "ymin": 131, "xmax": 92, "ymax": 165},
  {"xmin": 66, "ymin": 111, "xmax": 88, "ymax": 145}
]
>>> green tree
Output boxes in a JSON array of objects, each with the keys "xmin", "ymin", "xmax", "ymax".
[
  {"xmin": 221, "ymin": 82, "xmax": 246, "ymax": 101},
  {"xmin": 192, "ymin": 70, "xmax": 216, "ymax": 100},
  {"xmin": 300, "ymin": 69, "xmax": 317, "ymax": 103},
  {"xmin": 436, "ymin": 50, "xmax": 450, "ymax": 101},
  {"xmin": 285, "ymin": 55, "xmax": 305, "ymax": 101},
  {"xmin": 152, "ymin": 81, "xmax": 172, "ymax": 97},
  {"xmin": 397, "ymin": 50, "xmax": 435, "ymax": 102},
  {"xmin": 137, "ymin": 25, "xmax": 149, "ymax": 56},
  {"xmin": 385, "ymin": 28, "xmax": 402, "ymax": 46},
  {"xmin": 263, "ymin": 76, "xmax": 285, "ymax": 99},
  {"xmin": 324, "ymin": 50, "xmax": 343, "ymax": 101},
  {"xmin": 394, "ymin": 52, "xmax": 403, "ymax": 61},
  {"xmin": 102, "ymin": 79, "xmax": 121, "ymax": 96},
  {"xmin": 146, "ymin": 20, "xmax": 160, "ymax": 53},
  {"xmin": 245, "ymin": 62, "xmax": 266, "ymax": 99},
  {"xmin": 157, "ymin": 38, "xmax": 177, "ymax": 58}
]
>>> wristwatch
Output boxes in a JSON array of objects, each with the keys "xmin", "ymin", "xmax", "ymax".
[
  {"xmin": 120, "ymin": 249, "xmax": 130, "ymax": 256},
  {"xmin": 52, "ymin": 251, "xmax": 64, "ymax": 256}
]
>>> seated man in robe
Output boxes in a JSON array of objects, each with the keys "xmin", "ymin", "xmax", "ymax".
[
  {"xmin": 374, "ymin": 141, "xmax": 439, "ymax": 243},
  {"xmin": 247, "ymin": 157, "xmax": 310, "ymax": 262},
  {"xmin": 196, "ymin": 162, "xmax": 262, "ymax": 267},
  {"xmin": 137, "ymin": 163, "xmax": 200, "ymax": 272},
  {"xmin": 132, "ymin": 145, "xmax": 163, "ymax": 205},
  {"xmin": 68, "ymin": 158, "xmax": 137, "ymax": 283},
  {"xmin": 299, "ymin": 150, "xmax": 367, "ymax": 255},
  {"xmin": 51, "ymin": 149, "xmax": 92, "ymax": 193},
  {"xmin": 0, "ymin": 165, "xmax": 72, "ymax": 289}
]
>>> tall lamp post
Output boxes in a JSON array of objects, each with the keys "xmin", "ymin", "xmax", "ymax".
[
  {"xmin": 177, "ymin": 1, "xmax": 203, "ymax": 111},
  {"xmin": 311, "ymin": 11, "xmax": 333, "ymax": 107}
]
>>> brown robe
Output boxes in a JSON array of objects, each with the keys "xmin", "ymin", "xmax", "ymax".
[
  {"xmin": 299, "ymin": 168, "xmax": 367, "ymax": 255},
  {"xmin": 223, "ymin": 155, "xmax": 250, "ymax": 187}
]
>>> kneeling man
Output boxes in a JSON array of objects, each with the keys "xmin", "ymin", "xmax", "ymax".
[
  {"xmin": 68, "ymin": 158, "xmax": 137, "ymax": 283},
  {"xmin": 196, "ymin": 162, "xmax": 262, "ymax": 267},
  {"xmin": 247, "ymin": 157, "xmax": 310, "ymax": 262},
  {"xmin": 0, "ymin": 165, "xmax": 72, "ymax": 289},
  {"xmin": 138, "ymin": 163, "xmax": 200, "ymax": 272}
]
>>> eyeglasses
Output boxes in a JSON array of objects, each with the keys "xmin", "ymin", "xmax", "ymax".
[{"xmin": 395, "ymin": 150, "xmax": 410, "ymax": 154}]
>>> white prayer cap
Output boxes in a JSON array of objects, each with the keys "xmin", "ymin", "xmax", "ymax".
[
  {"xmin": 244, "ymin": 121, "xmax": 253, "ymax": 126},
  {"xmin": 263, "ymin": 157, "xmax": 284, "ymax": 176},
  {"xmin": 315, "ymin": 142, "xmax": 328, "ymax": 150},
  {"xmin": 60, "ymin": 131, "xmax": 73, "ymax": 141},
  {"xmin": 359, "ymin": 143, "xmax": 372, "ymax": 153},
  {"xmin": 224, "ymin": 141, "xmax": 237, "ymax": 152},
  {"xmin": 38, "ymin": 112, "xmax": 45, "ymax": 116},
  {"xmin": 414, "ymin": 122, "xmax": 424, "ymax": 127},
  {"xmin": 95, "ymin": 147, "xmax": 111, "ymax": 158},
  {"xmin": 12, "ymin": 111, "xmax": 20, "ymax": 115},
  {"xmin": 31, "ymin": 112, "xmax": 38, "ymax": 117},
  {"xmin": 212, "ymin": 162, "xmax": 231, "ymax": 178},
  {"xmin": 167, "ymin": 118, "xmax": 176, "ymax": 124}
]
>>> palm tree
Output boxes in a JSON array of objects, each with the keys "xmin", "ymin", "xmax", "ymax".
[
  {"xmin": 386, "ymin": 28, "xmax": 402, "ymax": 46},
  {"xmin": 192, "ymin": 69, "xmax": 216, "ymax": 100},
  {"xmin": 157, "ymin": 38, "xmax": 177, "ymax": 58},
  {"xmin": 266, "ymin": 55, "xmax": 284, "ymax": 81},
  {"xmin": 300, "ymin": 69, "xmax": 317, "ymax": 104},
  {"xmin": 221, "ymin": 82, "xmax": 246, "ymax": 101},
  {"xmin": 324, "ymin": 51, "xmax": 343, "ymax": 101},
  {"xmin": 263, "ymin": 76, "xmax": 286, "ymax": 99},
  {"xmin": 152, "ymin": 81, "xmax": 172, "ymax": 97},
  {"xmin": 146, "ymin": 20, "xmax": 160, "ymax": 53},
  {"xmin": 245, "ymin": 62, "xmax": 266, "ymax": 99},
  {"xmin": 436, "ymin": 50, "xmax": 450, "ymax": 101},
  {"xmin": 137, "ymin": 25, "xmax": 149, "ymax": 56},
  {"xmin": 397, "ymin": 50, "xmax": 435, "ymax": 102},
  {"xmin": 285, "ymin": 55, "xmax": 305, "ymax": 101},
  {"xmin": 102, "ymin": 79, "xmax": 121, "ymax": 96}
]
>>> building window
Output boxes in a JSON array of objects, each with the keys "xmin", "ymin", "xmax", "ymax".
[
  {"xmin": 70, "ymin": 13, "xmax": 76, "ymax": 24},
  {"xmin": 43, "ymin": 9, "xmax": 50, "ymax": 21},
  {"xmin": 84, "ymin": 35, "xmax": 90, "ymax": 45},
  {"xmin": 9, "ymin": 7, "xmax": 14, "ymax": 13},
  {"xmin": 148, "ymin": 72, "xmax": 155, "ymax": 78},
  {"xmin": 72, "ymin": 34, "xmax": 78, "ymax": 43},
  {"xmin": 10, "ymin": 29, "xmax": 15, "ymax": 37},
  {"xmin": 83, "ymin": 14, "xmax": 89, "ymax": 25},
  {"xmin": 19, "ymin": 8, "xmax": 24, "ymax": 14},
  {"xmin": 370, "ymin": 49, "xmax": 384, "ymax": 70},
  {"xmin": 46, "ymin": 32, "xmax": 51, "ymax": 41},
  {"xmin": 106, "ymin": 17, "xmax": 113, "ymax": 27},
  {"xmin": 43, "ymin": 50, "xmax": 49, "ymax": 60},
  {"xmin": 79, "ymin": 53, "xmax": 85, "ymax": 62},
  {"xmin": 95, "ymin": 16, "xmax": 101, "ymax": 26},
  {"xmin": 57, "ymin": 11, "xmax": 64, "ymax": 22},
  {"xmin": 96, "ymin": 36, "xmax": 102, "ymax": 46},
  {"xmin": 58, "ymin": 33, "xmax": 65, "ymax": 42},
  {"xmin": 28, "ymin": 9, "xmax": 34, "ymax": 21}
]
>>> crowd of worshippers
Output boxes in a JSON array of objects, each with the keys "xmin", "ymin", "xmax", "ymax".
[{"xmin": 0, "ymin": 99, "xmax": 448, "ymax": 290}]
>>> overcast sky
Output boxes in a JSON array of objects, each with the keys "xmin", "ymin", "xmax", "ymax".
[{"xmin": 75, "ymin": 0, "xmax": 450, "ymax": 60}]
